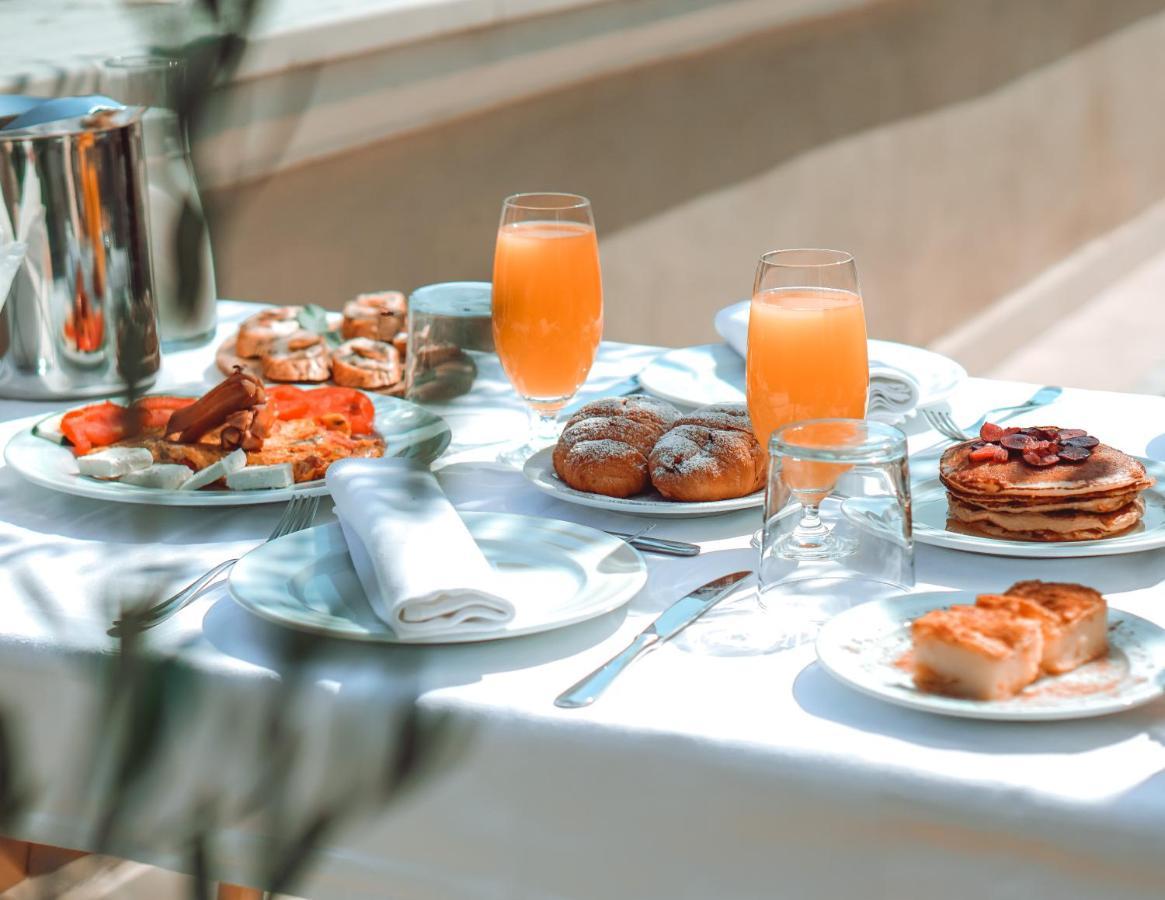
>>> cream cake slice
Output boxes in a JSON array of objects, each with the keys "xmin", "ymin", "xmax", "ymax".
[
  {"xmin": 911, "ymin": 605, "xmax": 1043, "ymax": 700},
  {"xmin": 995, "ymin": 580, "xmax": 1108, "ymax": 675}
]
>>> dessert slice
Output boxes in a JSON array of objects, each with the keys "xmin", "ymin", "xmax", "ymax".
[
  {"xmin": 975, "ymin": 593, "xmax": 1063, "ymax": 673},
  {"xmin": 911, "ymin": 605, "xmax": 1043, "ymax": 700},
  {"xmin": 998, "ymin": 580, "xmax": 1107, "ymax": 674}
]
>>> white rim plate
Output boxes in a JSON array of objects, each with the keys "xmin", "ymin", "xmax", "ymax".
[
  {"xmin": 816, "ymin": 591, "xmax": 1165, "ymax": 721},
  {"xmin": 228, "ymin": 514, "xmax": 647, "ymax": 643},
  {"xmin": 910, "ymin": 455, "xmax": 1165, "ymax": 558},
  {"xmin": 636, "ymin": 340, "xmax": 966, "ymax": 411},
  {"xmin": 3, "ymin": 386, "xmax": 451, "ymax": 507},
  {"xmin": 522, "ymin": 445, "xmax": 764, "ymax": 517}
]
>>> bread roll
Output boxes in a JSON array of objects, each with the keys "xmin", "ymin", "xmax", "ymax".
[
  {"xmin": 341, "ymin": 292, "xmax": 407, "ymax": 341},
  {"xmin": 649, "ymin": 402, "xmax": 766, "ymax": 501},
  {"xmin": 553, "ymin": 396, "xmax": 680, "ymax": 497}
]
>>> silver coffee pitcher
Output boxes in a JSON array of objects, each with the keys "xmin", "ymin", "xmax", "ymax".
[{"xmin": 0, "ymin": 97, "xmax": 161, "ymax": 399}]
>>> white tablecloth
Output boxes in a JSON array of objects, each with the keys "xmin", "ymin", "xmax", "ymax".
[{"xmin": 2, "ymin": 302, "xmax": 1165, "ymax": 899}]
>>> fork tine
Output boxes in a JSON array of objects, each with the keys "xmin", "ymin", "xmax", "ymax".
[
  {"xmin": 922, "ymin": 408, "xmax": 965, "ymax": 442},
  {"xmin": 941, "ymin": 411, "xmax": 970, "ymax": 441},
  {"xmin": 307, "ymin": 497, "xmax": 321, "ymax": 527},
  {"xmin": 288, "ymin": 495, "xmax": 319, "ymax": 537},
  {"xmin": 922, "ymin": 409, "xmax": 950, "ymax": 439},
  {"xmin": 293, "ymin": 496, "xmax": 320, "ymax": 535},
  {"xmin": 933, "ymin": 410, "xmax": 961, "ymax": 439},
  {"xmin": 268, "ymin": 495, "xmax": 305, "ymax": 542}
]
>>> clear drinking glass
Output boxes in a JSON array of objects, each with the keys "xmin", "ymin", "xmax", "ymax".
[
  {"xmin": 746, "ymin": 249, "xmax": 868, "ymax": 461},
  {"xmin": 405, "ymin": 281, "xmax": 493, "ymax": 404},
  {"xmin": 491, "ymin": 193, "xmax": 603, "ymax": 465},
  {"xmin": 100, "ymin": 55, "xmax": 218, "ymax": 346},
  {"xmin": 759, "ymin": 418, "xmax": 913, "ymax": 646}
]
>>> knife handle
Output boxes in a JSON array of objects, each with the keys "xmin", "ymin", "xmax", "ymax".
[
  {"xmin": 627, "ymin": 535, "xmax": 700, "ymax": 557},
  {"xmin": 555, "ymin": 632, "xmax": 659, "ymax": 708}
]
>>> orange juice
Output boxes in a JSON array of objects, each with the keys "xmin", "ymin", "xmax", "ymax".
[
  {"xmin": 779, "ymin": 420, "xmax": 863, "ymax": 507},
  {"xmin": 492, "ymin": 220, "xmax": 603, "ymax": 407},
  {"xmin": 746, "ymin": 287, "xmax": 868, "ymax": 451}
]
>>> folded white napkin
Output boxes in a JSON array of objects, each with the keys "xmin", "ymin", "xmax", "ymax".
[
  {"xmin": 326, "ymin": 458, "xmax": 514, "ymax": 638},
  {"xmin": 713, "ymin": 300, "xmax": 921, "ymax": 421}
]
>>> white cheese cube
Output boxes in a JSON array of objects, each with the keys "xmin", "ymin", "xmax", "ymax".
[
  {"xmin": 33, "ymin": 413, "xmax": 66, "ymax": 445},
  {"xmin": 226, "ymin": 463, "xmax": 294, "ymax": 491},
  {"xmin": 76, "ymin": 447, "xmax": 154, "ymax": 479},
  {"xmin": 180, "ymin": 449, "xmax": 248, "ymax": 491},
  {"xmin": 121, "ymin": 464, "xmax": 193, "ymax": 490}
]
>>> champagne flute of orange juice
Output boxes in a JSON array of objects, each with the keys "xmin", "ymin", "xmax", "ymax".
[
  {"xmin": 492, "ymin": 193, "xmax": 603, "ymax": 465},
  {"xmin": 747, "ymin": 249, "xmax": 869, "ymax": 558}
]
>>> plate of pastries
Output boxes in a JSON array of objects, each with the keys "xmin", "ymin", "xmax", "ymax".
[
  {"xmin": 523, "ymin": 398, "xmax": 766, "ymax": 516},
  {"xmin": 217, "ymin": 293, "xmax": 409, "ymax": 394},
  {"xmin": 816, "ymin": 581, "xmax": 1165, "ymax": 720},
  {"xmin": 911, "ymin": 423, "xmax": 1165, "ymax": 557}
]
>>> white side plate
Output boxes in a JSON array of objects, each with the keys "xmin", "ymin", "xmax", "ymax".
[
  {"xmin": 4, "ymin": 388, "xmax": 451, "ymax": 507},
  {"xmin": 816, "ymin": 591, "xmax": 1165, "ymax": 721},
  {"xmin": 910, "ymin": 455, "xmax": 1165, "ymax": 558},
  {"xmin": 522, "ymin": 446, "xmax": 764, "ymax": 518},
  {"xmin": 229, "ymin": 515, "xmax": 647, "ymax": 643},
  {"xmin": 637, "ymin": 340, "xmax": 966, "ymax": 411}
]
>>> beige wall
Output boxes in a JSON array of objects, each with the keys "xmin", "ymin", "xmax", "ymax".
[{"xmin": 204, "ymin": 0, "xmax": 1165, "ymax": 350}]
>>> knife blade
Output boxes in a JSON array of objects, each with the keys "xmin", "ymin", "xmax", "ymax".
[{"xmin": 554, "ymin": 570, "xmax": 753, "ymax": 708}]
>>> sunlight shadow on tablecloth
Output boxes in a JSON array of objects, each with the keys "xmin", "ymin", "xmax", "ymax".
[
  {"xmin": 199, "ymin": 587, "xmax": 627, "ymax": 693},
  {"xmin": 916, "ymin": 541, "xmax": 1165, "ymax": 596},
  {"xmin": 0, "ymin": 464, "xmax": 299, "ymax": 547},
  {"xmin": 791, "ymin": 659, "xmax": 1165, "ymax": 756}
]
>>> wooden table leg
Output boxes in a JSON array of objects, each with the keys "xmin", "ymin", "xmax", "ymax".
[
  {"xmin": 217, "ymin": 884, "xmax": 267, "ymax": 900},
  {"xmin": 0, "ymin": 839, "xmax": 30, "ymax": 892}
]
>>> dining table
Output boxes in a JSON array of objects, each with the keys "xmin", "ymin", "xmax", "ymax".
[{"xmin": 2, "ymin": 300, "xmax": 1165, "ymax": 900}]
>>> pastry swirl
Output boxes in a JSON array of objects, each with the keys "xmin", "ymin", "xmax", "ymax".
[
  {"xmin": 648, "ymin": 403, "xmax": 766, "ymax": 501},
  {"xmin": 553, "ymin": 397, "xmax": 679, "ymax": 498}
]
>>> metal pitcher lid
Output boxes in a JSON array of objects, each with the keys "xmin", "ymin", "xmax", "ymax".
[{"xmin": 0, "ymin": 96, "xmax": 144, "ymax": 139}]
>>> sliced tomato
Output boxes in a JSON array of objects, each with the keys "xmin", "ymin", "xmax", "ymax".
[
  {"xmin": 303, "ymin": 387, "xmax": 375, "ymax": 435},
  {"xmin": 131, "ymin": 395, "xmax": 196, "ymax": 430},
  {"xmin": 265, "ymin": 385, "xmax": 312, "ymax": 421},
  {"xmin": 60, "ymin": 401, "xmax": 128, "ymax": 455}
]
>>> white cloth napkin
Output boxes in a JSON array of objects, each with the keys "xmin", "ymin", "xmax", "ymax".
[
  {"xmin": 713, "ymin": 300, "xmax": 921, "ymax": 421},
  {"xmin": 326, "ymin": 458, "xmax": 514, "ymax": 638}
]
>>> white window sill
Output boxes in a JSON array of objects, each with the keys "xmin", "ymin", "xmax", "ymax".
[{"xmin": 4, "ymin": 0, "xmax": 872, "ymax": 187}]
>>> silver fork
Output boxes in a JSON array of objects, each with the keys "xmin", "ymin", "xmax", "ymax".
[
  {"xmin": 921, "ymin": 386, "xmax": 1063, "ymax": 442},
  {"xmin": 111, "ymin": 494, "xmax": 321, "ymax": 634}
]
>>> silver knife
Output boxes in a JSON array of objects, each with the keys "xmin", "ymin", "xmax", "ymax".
[{"xmin": 554, "ymin": 570, "xmax": 753, "ymax": 708}]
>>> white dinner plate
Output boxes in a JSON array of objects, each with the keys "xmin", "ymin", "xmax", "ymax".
[
  {"xmin": 229, "ymin": 515, "xmax": 647, "ymax": 643},
  {"xmin": 636, "ymin": 340, "xmax": 966, "ymax": 411},
  {"xmin": 3, "ymin": 387, "xmax": 451, "ymax": 507},
  {"xmin": 910, "ymin": 455, "xmax": 1165, "ymax": 558},
  {"xmin": 522, "ymin": 445, "xmax": 764, "ymax": 518},
  {"xmin": 816, "ymin": 591, "xmax": 1165, "ymax": 721}
]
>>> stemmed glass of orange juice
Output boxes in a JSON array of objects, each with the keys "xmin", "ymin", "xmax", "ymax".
[
  {"xmin": 492, "ymin": 193, "xmax": 603, "ymax": 465},
  {"xmin": 746, "ymin": 249, "xmax": 870, "ymax": 558}
]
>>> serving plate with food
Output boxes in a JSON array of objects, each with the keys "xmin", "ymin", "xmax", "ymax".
[
  {"xmin": 523, "ymin": 397, "xmax": 766, "ymax": 517},
  {"xmin": 4, "ymin": 370, "xmax": 451, "ymax": 506},
  {"xmin": 216, "ymin": 293, "xmax": 409, "ymax": 394},
  {"xmin": 912, "ymin": 422, "xmax": 1165, "ymax": 557},
  {"xmin": 816, "ymin": 582, "xmax": 1165, "ymax": 721}
]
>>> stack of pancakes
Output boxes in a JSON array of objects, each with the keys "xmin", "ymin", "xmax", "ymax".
[{"xmin": 940, "ymin": 436, "xmax": 1155, "ymax": 542}]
